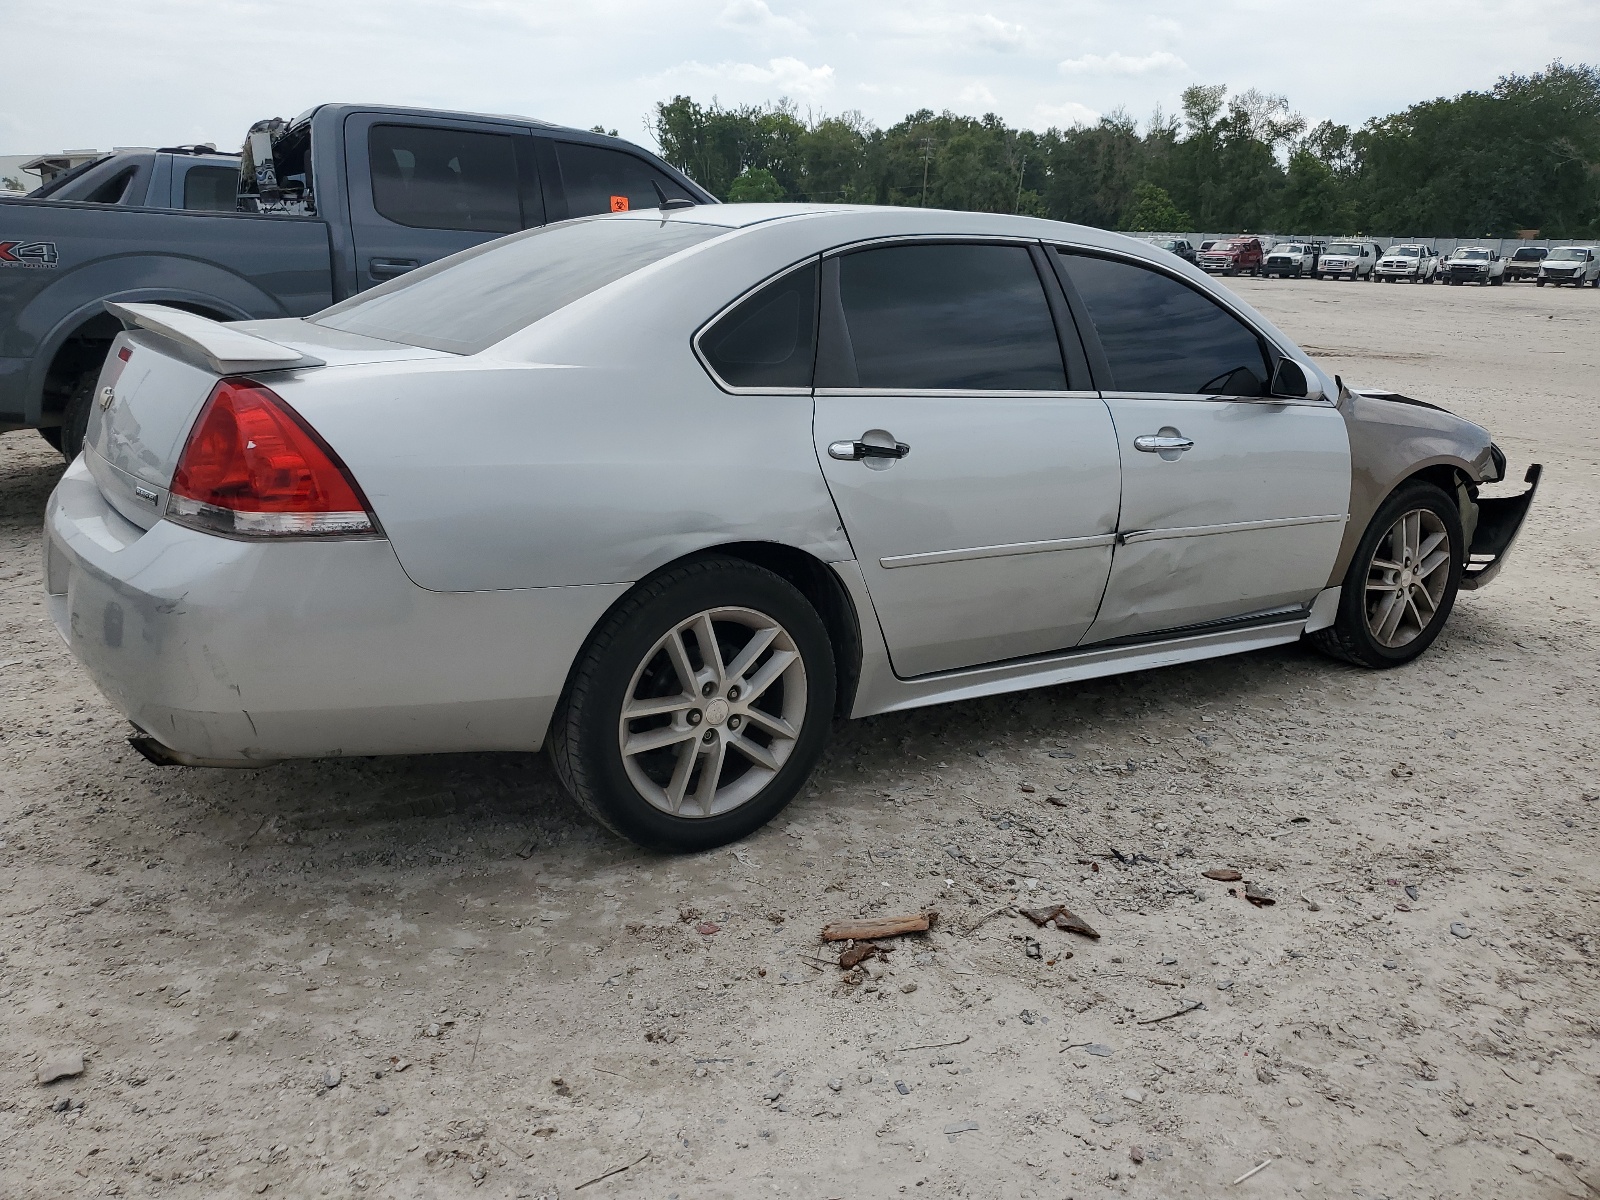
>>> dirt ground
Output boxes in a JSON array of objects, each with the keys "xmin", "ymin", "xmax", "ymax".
[{"xmin": 1, "ymin": 277, "xmax": 1596, "ymax": 1200}]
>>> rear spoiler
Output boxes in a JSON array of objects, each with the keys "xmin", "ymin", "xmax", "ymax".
[{"xmin": 105, "ymin": 301, "xmax": 324, "ymax": 375}]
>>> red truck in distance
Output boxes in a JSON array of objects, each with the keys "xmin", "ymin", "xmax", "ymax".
[{"xmin": 1197, "ymin": 237, "xmax": 1266, "ymax": 276}]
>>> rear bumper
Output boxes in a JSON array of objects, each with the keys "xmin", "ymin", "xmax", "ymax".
[
  {"xmin": 44, "ymin": 457, "xmax": 625, "ymax": 762},
  {"xmin": 1461, "ymin": 464, "xmax": 1540, "ymax": 592}
]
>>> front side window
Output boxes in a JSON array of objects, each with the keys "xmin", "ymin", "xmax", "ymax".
[
  {"xmin": 556, "ymin": 142, "xmax": 693, "ymax": 218},
  {"xmin": 314, "ymin": 217, "xmax": 722, "ymax": 353},
  {"xmin": 183, "ymin": 166, "xmax": 238, "ymax": 211},
  {"xmin": 368, "ymin": 124, "xmax": 521, "ymax": 233},
  {"xmin": 700, "ymin": 262, "xmax": 818, "ymax": 390},
  {"xmin": 827, "ymin": 243, "xmax": 1066, "ymax": 391},
  {"xmin": 1059, "ymin": 251, "xmax": 1269, "ymax": 397}
]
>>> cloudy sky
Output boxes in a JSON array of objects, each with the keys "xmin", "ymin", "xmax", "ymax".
[{"xmin": 3, "ymin": 0, "xmax": 1594, "ymax": 156}]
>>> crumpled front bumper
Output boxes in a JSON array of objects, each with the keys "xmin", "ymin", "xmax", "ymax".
[{"xmin": 1461, "ymin": 464, "xmax": 1541, "ymax": 591}]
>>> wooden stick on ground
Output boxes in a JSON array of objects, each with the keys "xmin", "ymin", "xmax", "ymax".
[
  {"xmin": 821, "ymin": 912, "xmax": 935, "ymax": 942},
  {"xmin": 574, "ymin": 1151, "xmax": 650, "ymax": 1191},
  {"xmin": 893, "ymin": 1034, "xmax": 971, "ymax": 1053}
]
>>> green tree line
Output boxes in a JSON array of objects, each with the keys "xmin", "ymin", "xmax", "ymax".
[{"xmin": 652, "ymin": 62, "xmax": 1600, "ymax": 238}]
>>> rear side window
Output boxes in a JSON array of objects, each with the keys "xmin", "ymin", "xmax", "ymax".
[
  {"xmin": 313, "ymin": 217, "xmax": 722, "ymax": 354},
  {"xmin": 700, "ymin": 262, "xmax": 818, "ymax": 390},
  {"xmin": 827, "ymin": 243, "xmax": 1066, "ymax": 391},
  {"xmin": 369, "ymin": 124, "xmax": 520, "ymax": 232},
  {"xmin": 556, "ymin": 142, "xmax": 693, "ymax": 217},
  {"xmin": 1059, "ymin": 252, "xmax": 1268, "ymax": 397},
  {"xmin": 83, "ymin": 168, "xmax": 136, "ymax": 205},
  {"xmin": 182, "ymin": 166, "xmax": 238, "ymax": 211}
]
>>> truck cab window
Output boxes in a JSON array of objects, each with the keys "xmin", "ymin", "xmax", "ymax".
[
  {"xmin": 556, "ymin": 142, "xmax": 693, "ymax": 217},
  {"xmin": 369, "ymin": 124, "xmax": 521, "ymax": 233},
  {"xmin": 182, "ymin": 166, "xmax": 239, "ymax": 211}
]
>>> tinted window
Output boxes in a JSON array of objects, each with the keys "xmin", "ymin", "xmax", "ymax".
[
  {"xmin": 830, "ymin": 243, "xmax": 1066, "ymax": 390},
  {"xmin": 369, "ymin": 124, "xmax": 520, "ymax": 232},
  {"xmin": 1059, "ymin": 252, "xmax": 1268, "ymax": 396},
  {"xmin": 556, "ymin": 142, "xmax": 692, "ymax": 217},
  {"xmin": 701, "ymin": 263, "xmax": 818, "ymax": 389},
  {"xmin": 182, "ymin": 166, "xmax": 238, "ymax": 211},
  {"xmin": 84, "ymin": 168, "xmax": 136, "ymax": 205},
  {"xmin": 314, "ymin": 217, "xmax": 721, "ymax": 354}
]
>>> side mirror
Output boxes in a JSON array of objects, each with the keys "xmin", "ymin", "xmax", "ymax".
[{"xmin": 1270, "ymin": 358, "xmax": 1310, "ymax": 399}]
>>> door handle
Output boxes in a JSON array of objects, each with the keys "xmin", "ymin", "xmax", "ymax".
[
  {"xmin": 369, "ymin": 257, "xmax": 420, "ymax": 280},
  {"xmin": 829, "ymin": 439, "xmax": 910, "ymax": 462},
  {"xmin": 1134, "ymin": 434, "xmax": 1195, "ymax": 454}
]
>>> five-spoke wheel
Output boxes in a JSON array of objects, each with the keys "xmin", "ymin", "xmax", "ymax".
[
  {"xmin": 549, "ymin": 557, "xmax": 835, "ymax": 851},
  {"xmin": 1311, "ymin": 481, "xmax": 1463, "ymax": 668}
]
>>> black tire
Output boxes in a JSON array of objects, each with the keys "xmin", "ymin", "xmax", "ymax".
[
  {"xmin": 548, "ymin": 556, "xmax": 836, "ymax": 852},
  {"xmin": 37, "ymin": 426, "xmax": 64, "ymax": 452},
  {"xmin": 59, "ymin": 373, "xmax": 96, "ymax": 461},
  {"xmin": 1309, "ymin": 481, "xmax": 1463, "ymax": 669}
]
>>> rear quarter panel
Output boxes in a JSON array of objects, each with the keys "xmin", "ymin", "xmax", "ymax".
[{"xmin": 278, "ymin": 217, "xmax": 858, "ymax": 592}]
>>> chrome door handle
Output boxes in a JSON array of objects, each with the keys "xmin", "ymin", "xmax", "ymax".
[
  {"xmin": 829, "ymin": 439, "xmax": 910, "ymax": 462},
  {"xmin": 1134, "ymin": 434, "xmax": 1194, "ymax": 454}
]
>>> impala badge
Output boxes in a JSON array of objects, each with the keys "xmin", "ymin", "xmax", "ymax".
[
  {"xmin": 98, "ymin": 386, "xmax": 115, "ymax": 411},
  {"xmin": 134, "ymin": 485, "xmax": 159, "ymax": 505}
]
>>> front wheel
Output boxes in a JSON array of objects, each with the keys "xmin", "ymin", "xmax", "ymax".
[
  {"xmin": 1309, "ymin": 482, "xmax": 1463, "ymax": 669},
  {"xmin": 548, "ymin": 557, "xmax": 836, "ymax": 851}
]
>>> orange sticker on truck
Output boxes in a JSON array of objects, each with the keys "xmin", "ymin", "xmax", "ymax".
[{"xmin": 610, "ymin": 195, "xmax": 629, "ymax": 212}]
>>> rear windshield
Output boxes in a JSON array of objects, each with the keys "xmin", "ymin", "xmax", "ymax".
[
  {"xmin": 1512, "ymin": 247, "xmax": 1547, "ymax": 260},
  {"xmin": 313, "ymin": 217, "xmax": 724, "ymax": 353}
]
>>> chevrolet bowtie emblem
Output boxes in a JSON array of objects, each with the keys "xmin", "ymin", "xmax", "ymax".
[{"xmin": 98, "ymin": 386, "xmax": 115, "ymax": 411}]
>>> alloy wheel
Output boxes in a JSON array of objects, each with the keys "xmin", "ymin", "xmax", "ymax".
[
  {"xmin": 1364, "ymin": 509, "xmax": 1452, "ymax": 648},
  {"xmin": 618, "ymin": 607, "xmax": 808, "ymax": 818}
]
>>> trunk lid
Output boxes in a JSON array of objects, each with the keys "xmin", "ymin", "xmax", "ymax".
[{"xmin": 84, "ymin": 304, "xmax": 450, "ymax": 530}]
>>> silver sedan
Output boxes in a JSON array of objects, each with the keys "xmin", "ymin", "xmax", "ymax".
[{"xmin": 44, "ymin": 204, "xmax": 1539, "ymax": 849}]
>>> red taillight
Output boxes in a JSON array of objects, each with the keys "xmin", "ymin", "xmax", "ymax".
[{"xmin": 167, "ymin": 378, "xmax": 378, "ymax": 538}]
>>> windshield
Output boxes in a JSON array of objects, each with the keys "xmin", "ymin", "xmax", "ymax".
[
  {"xmin": 1326, "ymin": 243, "xmax": 1362, "ymax": 255},
  {"xmin": 1151, "ymin": 239, "xmax": 1177, "ymax": 250},
  {"xmin": 1388, "ymin": 246, "xmax": 1422, "ymax": 257},
  {"xmin": 1221, "ymin": 241, "xmax": 1253, "ymax": 250},
  {"xmin": 1548, "ymin": 247, "xmax": 1589, "ymax": 261},
  {"xmin": 314, "ymin": 217, "xmax": 724, "ymax": 353},
  {"xmin": 1457, "ymin": 249, "xmax": 1489, "ymax": 261},
  {"xmin": 1277, "ymin": 244, "xmax": 1304, "ymax": 253}
]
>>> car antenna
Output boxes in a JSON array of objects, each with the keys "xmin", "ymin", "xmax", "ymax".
[{"xmin": 653, "ymin": 179, "xmax": 696, "ymax": 212}]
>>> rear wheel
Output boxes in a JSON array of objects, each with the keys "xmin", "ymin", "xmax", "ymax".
[
  {"xmin": 548, "ymin": 557, "xmax": 836, "ymax": 852},
  {"xmin": 1309, "ymin": 482, "xmax": 1462, "ymax": 669}
]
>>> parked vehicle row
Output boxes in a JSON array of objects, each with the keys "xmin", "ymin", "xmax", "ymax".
[{"xmin": 1143, "ymin": 235, "xmax": 1600, "ymax": 289}]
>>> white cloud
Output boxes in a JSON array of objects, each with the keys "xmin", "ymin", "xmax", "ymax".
[
  {"xmin": 659, "ymin": 55, "xmax": 836, "ymax": 99},
  {"xmin": 1059, "ymin": 50, "xmax": 1187, "ymax": 75},
  {"xmin": 715, "ymin": 0, "xmax": 807, "ymax": 39},
  {"xmin": 878, "ymin": 10, "xmax": 1027, "ymax": 52},
  {"xmin": 1034, "ymin": 100, "xmax": 1101, "ymax": 128},
  {"xmin": 959, "ymin": 83, "xmax": 998, "ymax": 106}
]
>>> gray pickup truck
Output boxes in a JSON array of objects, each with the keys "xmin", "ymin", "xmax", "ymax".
[
  {"xmin": 0, "ymin": 103, "xmax": 713, "ymax": 457},
  {"xmin": 30, "ymin": 146, "xmax": 243, "ymax": 211}
]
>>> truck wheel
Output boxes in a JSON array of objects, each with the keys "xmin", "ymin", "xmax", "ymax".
[
  {"xmin": 1309, "ymin": 481, "xmax": 1462, "ymax": 670},
  {"xmin": 548, "ymin": 556, "xmax": 836, "ymax": 852},
  {"xmin": 59, "ymin": 374, "xmax": 97, "ymax": 462}
]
